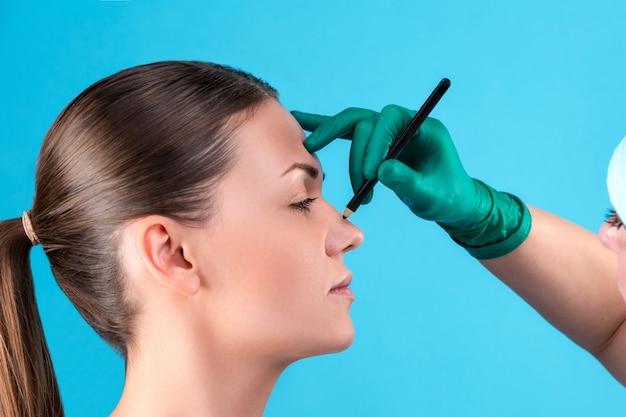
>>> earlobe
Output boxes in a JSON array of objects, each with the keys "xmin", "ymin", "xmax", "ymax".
[{"xmin": 135, "ymin": 216, "xmax": 200, "ymax": 296}]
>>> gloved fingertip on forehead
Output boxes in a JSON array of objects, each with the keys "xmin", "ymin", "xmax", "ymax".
[
  {"xmin": 290, "ymin": 110, "xmax": 327, "ymax": 133},
  {"xmin": 303, "ymin": 136, "xmax": 320, "ymax": 153}
]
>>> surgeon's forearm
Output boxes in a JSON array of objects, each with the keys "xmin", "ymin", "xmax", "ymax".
[{"xmin": 480, "ymin": 206, "xmax": 626, "ymax": 383}]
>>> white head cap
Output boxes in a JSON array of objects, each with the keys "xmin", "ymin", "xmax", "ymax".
[{"xmin": 607, "ymin": 136, "xmax": 626, "ymax": 220}]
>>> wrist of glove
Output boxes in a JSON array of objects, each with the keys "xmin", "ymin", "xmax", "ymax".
[{"xmin": 438, "ymin": 179, "xmax": 531, "ymax": 259}]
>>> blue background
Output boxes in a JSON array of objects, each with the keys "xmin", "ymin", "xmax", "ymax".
[{"xmin": 1, "ymin": 0, "xmax": 625, "ymax": 415}]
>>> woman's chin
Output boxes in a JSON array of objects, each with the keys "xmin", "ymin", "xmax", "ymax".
[{"xmin": 322, "ymin": 322, "xmax": 356, "ymax": 355}]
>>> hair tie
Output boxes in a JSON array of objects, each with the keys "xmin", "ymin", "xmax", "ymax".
[{"xmin": 21, "ymin": 211, "xmax": 40, "ymax": 246}]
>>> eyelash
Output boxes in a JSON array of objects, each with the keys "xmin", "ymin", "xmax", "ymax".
[
  {"xmin": 605, "ymin": 208, "xmax": 624, "ymax": 228},
  {"xmin": 291, "ymin": 197, "xmax": 318, "ymax": 212}
]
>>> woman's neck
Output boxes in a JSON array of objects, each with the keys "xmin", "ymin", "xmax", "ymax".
[{"xmin": 109, "ymin": 308, "xmax": 286, "ymax": 417}]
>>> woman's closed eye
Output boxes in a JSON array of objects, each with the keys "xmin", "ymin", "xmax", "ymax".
[{"xmin": 290, "ymin": 197, "xmax": 318, "ymax": 212}]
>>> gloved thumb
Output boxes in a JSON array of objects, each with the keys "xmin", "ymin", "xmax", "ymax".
[
  {"xmin": 377, "ymin": 159, "xmax": 439, "ymax": 218},
  {"xmin": 377, "ymin": 159, "xmax": 424, "ymax": 199}
]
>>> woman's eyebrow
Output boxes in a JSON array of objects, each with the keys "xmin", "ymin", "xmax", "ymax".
[{"xmin": 281, "ymin": 163, "xmax": 320, "ymax": 179}]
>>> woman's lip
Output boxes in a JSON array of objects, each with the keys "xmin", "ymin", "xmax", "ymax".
[
  {"xmin": 329, "ymin": 274, "xmax": 353, "ymax": 297},
  {"xmin": 331, "ymin": 273, "xmax": 352, "ymax": 290},
  {"xmin": 329, "ymin": 286, "xmax": 354, "ymax": 298}
]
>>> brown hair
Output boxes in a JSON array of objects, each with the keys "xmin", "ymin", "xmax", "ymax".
[{"xmin": 0, "ymin": 61, "xmax": 277, "ymax": 417}]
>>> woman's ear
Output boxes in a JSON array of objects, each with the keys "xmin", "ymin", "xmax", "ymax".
[{"xmin": 134, "ymin": 216, "xmax": 200, "ymax": 296}]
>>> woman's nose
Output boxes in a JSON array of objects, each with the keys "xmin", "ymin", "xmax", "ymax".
[{"xmin": 325, "ymin": 214, "xmax": 364, "ymax": 257}]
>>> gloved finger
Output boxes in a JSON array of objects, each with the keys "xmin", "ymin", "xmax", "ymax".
[
  {"xmin": 377, "ymin": 159, "xmax": 433, "ymax": 217},
  {"xmin": 291, "ymin": 111, "xmax": 330, "ymax": 133},
  {"xmin": 349, "ymin": 118, "xmax": 377, "ymax": 204},
  {"xmin": 295, "ymin": 107, "xmax": 378, "ymax": 152},
  {"xmin": 363, "ymin": 104, "xmax": 416, "ymax": 180},
  {"xmin": 377, "ymin": 159, "xmax": 422, "ymax": 196},
  {"xmin": 396, "ymin": 117, "xmax": 457, "ymax": 175}
]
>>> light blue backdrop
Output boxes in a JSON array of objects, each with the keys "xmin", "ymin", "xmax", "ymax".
[{"xmin": 1, "ymin": 0, "xmax": 625, "ymax": 415}]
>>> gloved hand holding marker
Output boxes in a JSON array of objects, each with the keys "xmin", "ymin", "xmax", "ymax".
[
  {"xmin": 291, "ymin": 78, "xmax": 531, "ymax": 259},
  {"xmin": 338, "ymin": 78, "xmax": 451, "ymax": 218}
]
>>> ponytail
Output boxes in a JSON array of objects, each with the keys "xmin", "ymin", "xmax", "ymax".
[{"xmin": 0, "ymin": 218, "xmax": 63, "ymax": 417}]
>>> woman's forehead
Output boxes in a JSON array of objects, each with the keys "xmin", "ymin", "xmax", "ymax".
[{"xmin": 233, "ymin": 101, "xmax": 317, "ymax": 175}]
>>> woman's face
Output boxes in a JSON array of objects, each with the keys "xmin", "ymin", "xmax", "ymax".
[{"xmin": 192, "ymin": 100, "xmax": 364, "ymax": 363}]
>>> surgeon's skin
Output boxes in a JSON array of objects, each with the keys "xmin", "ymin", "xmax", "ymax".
[{"xmin": 482, "ymin": 207, "xmax": 626, "ymax": 384}]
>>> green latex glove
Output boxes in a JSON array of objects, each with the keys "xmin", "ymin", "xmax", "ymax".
[{"xmin": 291, "ymin": 105, "xmax": 531, "ymax": 259}]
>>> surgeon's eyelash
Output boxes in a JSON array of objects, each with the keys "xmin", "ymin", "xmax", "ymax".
[
  {"xmin": 290, "ymin": 197, "xmax": 318, "ymax": 212},
  {"xmin": 605, "ymin": 208, "xmax": 624, "ymax": 228}
]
